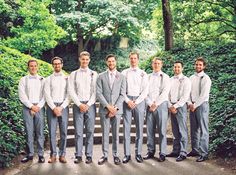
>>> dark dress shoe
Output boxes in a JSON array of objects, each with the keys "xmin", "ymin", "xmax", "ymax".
[
  {"xmin": 176, "ymin": 155, "xmax": 186, "ymax": 162},
  {"xmin": 38, "ymin": 156, "xmax": 45, "ymax": 163},
  {"xmin": 196, "ymin": 156, "xmax": 208, "ymax": 162},
  {"xmin": 74, "ymin": 156, "xmax": 82, "ymax": 164},
  {"xmin": 98, "ymin": 156, "xmax": 108, "ymax": 165},
  {"xmin": 135, "ymin": 155, "xmax": 143, "ymax": 163},
  {"xmin": 85, "ymin": 156, "xmax": 92, "ymax": 164},
  {"xmin": 158, "ymin": 155, "xmax": 166, "ymax": 162},
  {"xmin": 114, "ymin": 157, "xmax": 121, "ymax": 165},
  {"xmin": 187, "ymin": 151, "xmax": 200, "ymax": 157},
  {"xmin": 21, "ymin": 156, "xmax": 33, "ymax": 163},
  {"xmin": 143, "ymin": 152, "xmax": 154, "ymax": 160},
  {"xmin": 122, "ymin": 155, "xmax": 131, "ymax": 164},
  {"xmin": 166, "ymin": 152, "xmax": 179, "ymax": 157}
]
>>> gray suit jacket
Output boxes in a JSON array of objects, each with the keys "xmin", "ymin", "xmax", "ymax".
[{"xmin": 96, "ymin": 71, "xmax": 126, "ymax": 115}]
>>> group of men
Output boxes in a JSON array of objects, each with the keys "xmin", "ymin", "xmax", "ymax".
[{"xmin": 18, "ymin": 51, "xmax": 211, "ymax": 165}]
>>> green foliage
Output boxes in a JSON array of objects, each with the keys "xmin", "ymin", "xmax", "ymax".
[
  {"xmin": 141, "ymin": 43, "xmax": 236, "ymax": 157},
  {"xmin": 2, "ymin": 0, "xmax": 66, "ymax": 57},
  {"xmin": 53, "ymin": 0, "xmax": 155, "ymax": 43},
  {"xmin": 151, "ymin": 0, "xmax": 236, "ymax": 47},
  {"xmin": 0, "ymin": 45, "xmax": 53, "ymax": 168}
]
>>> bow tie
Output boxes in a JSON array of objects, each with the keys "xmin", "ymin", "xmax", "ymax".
[
  {"xmin": 174, "ymin": 76, "xmax": 179, "ymax": 79},
  {"xmin": 80, "ymin": 69, "xmax": 87, "ymax": 73},
  {"xmin": 54, "ymin": 73, "xmax": 62, "ymax": 76},
  {"xmin": 153, "ymin": 73, "xmax": 161, "ymax": 76},
  {"xmin": 29, "ymin": 76, "xmax": 37, "ymax": 79}
]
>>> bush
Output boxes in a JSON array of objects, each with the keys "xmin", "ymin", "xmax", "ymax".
[
  {"xmin": 0, "ymin": 45, "xmax": 53, "ymax": 168},
  {"xmin": 141, "ymin": 43, "xmax": 236, "ymax": 158}
]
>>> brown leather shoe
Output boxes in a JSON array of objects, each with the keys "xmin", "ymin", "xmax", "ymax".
[
  {"xmin": 48, "ymin": 156, "xmax": 56, "ymax": 163},
  {"xmin": 59, "ymin": 156, "xmax": 67, "ymax": 163}
]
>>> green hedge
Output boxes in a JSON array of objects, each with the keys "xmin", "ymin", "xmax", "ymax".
[
  {"xmin": 140, "ymin": 43, "xmax": 236, "ymax": 157},
  {"xmin": 0, "ymin": 45, "xmax": 53, "ymax": 168}
]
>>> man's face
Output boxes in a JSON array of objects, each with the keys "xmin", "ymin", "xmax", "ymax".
[
  {"xmin": 173, "ymin": 63, "xmax": 183, "ymax": 75},
  {"xmin": 79, "ymin": 55, "xmax": 90, "ymax": 68},
  {"xmin": 106, "ymin": 57, "xmax": 116, "ymax": 71},
  {"xmin": 52, "ymin": 59, "xmax": 63, "ymax": 73},
  {"xmin": 152, "ymin": 59, "xmax": 162, "ymax": 72},
  {"xmin": 28, "ymin": 61, "xmax": 38, "ymax": 75},
  {"xmin": 129, "ymin": 54, "xmax": 139, "ymax": 67},
  {"xmin": 195, "ymin": 61, "xmax": 205, "ymax": 73}
]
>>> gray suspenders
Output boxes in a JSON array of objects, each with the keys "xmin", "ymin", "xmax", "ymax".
[
  {"xmin": 25, "ymin": 75, "xmax": 44, "ymax": 103},
  {"xmin": 74, "ymin": 70, "xmax": 94, "ymax": 100},
  {"xmin": 50, "ymin": 74, "xmax": 68, "ymax": 103},
  {"xmin": 190, "ymin": 75, "xmax": 204, "ymax": 103},
  {"xmin": 125, "ymin": 69, "xmax": 145, "ymax": 96}
]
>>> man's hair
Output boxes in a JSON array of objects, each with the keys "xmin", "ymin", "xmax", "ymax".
[
  {"xmin": 79, "ymin": 51, "xmax": 90, "ymax": 58},
  {"xmin": 129, "ymin": 52, "xmax": 139, "ymax": 59},
  {"xmin": 105, "ymin": 54, "xmax": 116, "ymax": 61},
  {"xmin": 174, "ymin": 60, "xmax": 183, "ymax": 67},
  {"xmin": 195, "ymin": 57, "xmax": 206, "ymax": 66},
  {"xmin": 51, "ymin": 56, "xmax": 63, "ymax": 64},
  {"xmin": 27, "ymin": 59, "xmax": 38, "ymax": 67},
  {"xmin": 152, "ymin": 57, "xmax": 163, "ymax": 63}
]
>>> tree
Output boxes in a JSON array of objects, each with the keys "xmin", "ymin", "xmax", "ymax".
[
  {"xmin": 161, "ymin": 0, "xmax": 173, "ymax": 50},
  {"xmin": 2, "ymin": 0, "xmax": 66, "ymax": 57},
  {"xmin": 52, "ymin": 0, "xmax": 157, "ymax": 55}
]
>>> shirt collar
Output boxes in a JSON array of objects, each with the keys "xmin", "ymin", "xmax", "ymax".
[
  {"xmin": 28, "ymin": 74, "xmax": 38, "ymax": 79},
  {"xmin": 174, "ymin": 73, "xmax": 183, "ymax": 79},
  {"xmin": 152, "ymin": 70, "xmax": 163, "ymax": 76},
  {"xmin": 130, "ymin": 67, "xmax": 139, "ymax": 72},
  {"xmin": 79, "ymin": 67, "xmax": 89, "ymax": 72},
  {"xmin": 195, "ymin": 71, "xmax": 205, "ymax": 77},
  {"xmin": 108, "ymin": 69, "xmax": 117, "ymax": 75},
  {"xmin": 53, "ymin": 71, "xmax": 63, "ymax": 76}
]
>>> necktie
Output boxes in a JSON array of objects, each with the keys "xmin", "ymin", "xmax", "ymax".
[{"xmin": 110, "ymin": 73, "xmax": 115, "ymax": 88}]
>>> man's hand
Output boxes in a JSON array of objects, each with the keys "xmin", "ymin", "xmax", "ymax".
[
  {"xmin": 188, "ymin": 104, "xmax": 195, "ymax": 112},
  {"xmin": 169, "ymin": 106, "xmax": 177, "ymax": 114},
  {"xmin": 53, "ymin": 106, "xmax": 63, "ymax": 117},
  {"xmin": 31, "ymin": 105, "xmax": 40, "ymax": 113},
  {"xmin": 127, "ymin": 100, "xmax": 136, "ymax": 109},
  {"xmin": 149, "ymin": 102, "xmax": 158, "ymax": 112},
  {"xmin": 30, "ymin": 110, "xmax": 36, "ymax": 117},
  {"xmin": 79, "ymin": 104, "xmax": 89, "ymax": 113}
]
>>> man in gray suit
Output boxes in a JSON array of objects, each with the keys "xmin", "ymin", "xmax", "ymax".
[{"xmin": 96, "ymin": 54, "xmax": 126, "ymax": 165}]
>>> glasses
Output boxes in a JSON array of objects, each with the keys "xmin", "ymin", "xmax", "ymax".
[{"xmin": 53, "ymin": 63, "xmax": 62, "ymax": 65}]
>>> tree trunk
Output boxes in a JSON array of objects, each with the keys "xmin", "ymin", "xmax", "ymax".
[
  {"xmin": 77, "ymin": 0, "xmax": 84, "ymax": 56},
  {"xmin": 161, "ymin": 0, "xmax": 174, "ymax": 50}
]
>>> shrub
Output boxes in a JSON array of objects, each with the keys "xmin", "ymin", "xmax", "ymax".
[{"xmin": 0, "ymin": 45, "xmax": 53, "ymax": 168}]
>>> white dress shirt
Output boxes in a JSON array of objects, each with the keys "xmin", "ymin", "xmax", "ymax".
[
  {"xmin": 44, "ymin": 72, "xmax": 69, "ymax": 110},
  {"xmin": 68, "ymin": 68, "xmax": 98, "ymax": 107},
  {"xmin": 146, "ymin": 71, "xmax": 170, "ymax": 106},
  {"xmin": 18, "ymin": 74, "xmax": 45, "ymax": 109},
  {"xmin": 122, "ymin": 67, "xmax": 148, "ymax": 104},
  {"xmin": 188, "ymin": 71, "xmax": 211, "ymax": 108},
  {"xmin": 169, "ymin": 73, "xmax": 191, "ymax": 108}
]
